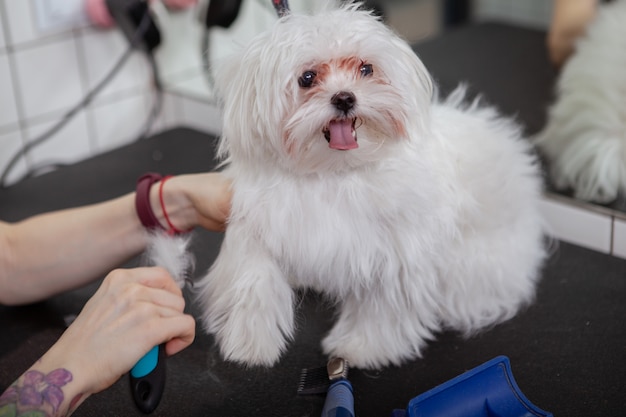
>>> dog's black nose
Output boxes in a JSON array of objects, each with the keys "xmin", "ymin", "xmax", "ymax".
[{"xmin": 331, "ymin": 91, "xmax": 356, "ymax": 113}]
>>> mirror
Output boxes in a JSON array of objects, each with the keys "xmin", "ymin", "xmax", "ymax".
[{"xmin": 533, "ymin": 0, "xmax": 626, "ymax": 212}]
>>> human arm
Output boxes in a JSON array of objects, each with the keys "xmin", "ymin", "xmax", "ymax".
[
  {"xmin": 547, "ymin": 0, "xmax": 598, "ymax": 67},
  {"xmin": 0, "ymin": 266, "xmax": 195, "ymax": 416},
  {"xmin": 0, "ymin": 172, "xmax": 231, "ymax": 305}
]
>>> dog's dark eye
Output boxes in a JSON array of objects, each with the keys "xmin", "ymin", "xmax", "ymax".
[
  {"xmin": 299, "ymin": 70, "xmax": 317, "ymax": 88},
  {"xmin": 360, "ymin": 63, "xmax": 373, "ymax": 77}
]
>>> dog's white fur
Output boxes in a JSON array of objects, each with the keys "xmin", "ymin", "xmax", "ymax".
[
  {"xmin": 535, "ymin": 0, "xmax": 626, "ymax": 203},
  {"xmin": 196, "ymin": 3, "xmax": 546, "ymax": 369},
  {"xmin": 146, "ymin": 231, "xmax": 193, "ymax": 288}
]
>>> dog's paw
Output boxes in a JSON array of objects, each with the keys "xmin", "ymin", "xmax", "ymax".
[
  {"xmin": 321, "ymin": 326, "xmax": 421, "ymax": 370},
  {"xmin": 322, "ymin": 333, "xmax": 390, "ymax": 370},
  {"xmin": 207, "ymin": 294, "xmax": 295, "ymax": 367},
  {"xmin": 216, "ymin": 316, "xmax": 288, "ymax": 367},
  {"xmin": 198, "ymin": 240, "xmax": 296, "ymax": 367}
]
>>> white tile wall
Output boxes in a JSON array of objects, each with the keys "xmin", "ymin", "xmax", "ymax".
[
  {"xmin": 0, "ymin": 0, "xmax": 321, "ymax": 190},
  {"xmin": 26, "ymin": 112, "xmax": 92, "ymax": 170},
  {"xmin": 3, "ymin": 0, "xmax": 43, "ymax": 46},
  {"xmin": 0, "ymin": 0, "xmax": 37, "ymax": 44},
  {"xmin": 613, "ymin": 219, "xmax": 626, "ymax": 259},
  {"xmin": 12, "ymin": 37, "xmax": 84, "ymax": 121},
  {"xmin": 148, "ymin": 92, "xmax": 183, "ymax": 135},
  {"xmin": 0, "ymin": 11, "xmax": 6, "ymax": 50},
  {"xmin": 0, "ymin": 54, "xmax": 19, "ymax": 129},
  {"xmin": 89, "ymin": 93, "xmax": 152, "ymax": 153},
  {"xmin": 79, "ymin": 28, "xmax": 152, "ymax": 102},
  {"xmin": 154, "ymin": 0, "xmax": 280, "ymax": 92},
  {"xmin": 153, "ymin": 6, "xmax": 205, "ymax": 82},
  {"xmin": 0, "ymin": 1, "xmax": 227, "ymax": 187},
  {"xmin": 166, "ymin": 71, "xmax": 211, "ymax": 101},
  {"xmin": 0, "ymin": 130, "xmax": 27, "ymax": 184},
  {"xmin": 177, "ymin": 94, "xmax": 222, "ymax": 134}
]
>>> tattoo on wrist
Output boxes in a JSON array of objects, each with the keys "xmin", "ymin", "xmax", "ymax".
[{"xmin": 0, "ymin": 368, "xmax": 73, "ymax": 417}]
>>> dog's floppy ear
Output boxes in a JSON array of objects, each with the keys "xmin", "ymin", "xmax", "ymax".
[
  {"xmin": 212, "ymin": 49, "xmax": 257, "ymax": 162},
  {"xmin": 213, "ymin": 32, "xmax": 279, "ymax": 163}
]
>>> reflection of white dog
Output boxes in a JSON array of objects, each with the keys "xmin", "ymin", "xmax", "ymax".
[
  {"xmin": 196, "ymin": 3, "xmax": 546, "ymax": 369},
  {"xmin": 536, "ymin": 0, "xmax": 626, "ymax": 203}
]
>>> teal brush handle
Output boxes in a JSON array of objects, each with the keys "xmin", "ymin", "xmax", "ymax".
[{"xmin": 129, "ymin": 344, "xmax": 166, "ymax": 414}]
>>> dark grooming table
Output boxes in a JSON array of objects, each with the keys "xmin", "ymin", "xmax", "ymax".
[{"xmin": 1, "ymin": 23, "xmax": 626, "ymax": 417}]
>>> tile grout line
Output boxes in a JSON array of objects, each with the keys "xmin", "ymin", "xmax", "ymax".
[
  {"xmin": 0, "ymin": 1, "xmax": 12, "ymax": 48},
  {"xmin": 2, "ymin": 85, "xmax": 157, "ymax": 133},
  {"xmin": 73, "ymin": 28, "xmax": 99, "ymax": 155},
  {"xmin": 1, "ymin": 1, "xmax": 33, "ymax": 173}
]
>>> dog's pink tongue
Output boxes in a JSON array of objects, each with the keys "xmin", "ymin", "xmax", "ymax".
[{"xmin": 328, "ymin": 120, "xmax": 358, "ymax": 150}]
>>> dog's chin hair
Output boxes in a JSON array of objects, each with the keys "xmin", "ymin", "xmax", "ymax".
[
  {"xmin": 283, "ymin": 130, "xmax": 399, "ymax": 174},
  {"xmin": 281, "ymin": 101, "xmax": 415, "ymax": 173},
  {"xmin": 199, "ymin": 2, "xmax": 547, "ymax": 369}
]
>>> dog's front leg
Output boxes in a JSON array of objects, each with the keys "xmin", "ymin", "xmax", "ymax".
[
  {"xmin": 196, "ymin": 230, "xmax": 294, "ymax": 367},
  {"xmin": 322, "ymin": 288, "xmax": 437, "ymax": 369}
]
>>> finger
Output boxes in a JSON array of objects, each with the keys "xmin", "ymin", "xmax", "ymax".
[
  {"xmin": 159, "ymin": 315, "xmax": 196, "ymax": 356},
  {"xmin": 165, "ymin": 336, "xmax": 194, "ymax": 357},
  {"xmin": 125, "ymin": 298, "xmax": 190, "ymax": 329},
  {"xmin": 129, "ymin": 266, "xmax": 183, "ymax": 296},
  {"xmin": 110, "ymin": 279, "xmax": 186, "ymax": 316},
  {"xmin": 123, "ymin": 306, "xmax": 195, "ymax": 350},
  {"xmin": 106, "ymin": 267, "xmax": 178, "ymax": 292},
  {"xmin": 139, "ymin": 288, "xmax": 187, "ymax": 313}
]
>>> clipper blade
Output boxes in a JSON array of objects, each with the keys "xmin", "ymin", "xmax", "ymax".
[{"xmin": 297, "ymin": 358, "xmax": 349, "ymax": 395}]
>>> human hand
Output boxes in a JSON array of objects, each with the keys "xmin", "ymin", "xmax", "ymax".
[
  {"xmin": 1, "ymin": 267, "xmax": 194, "ymax": 416},
  {"xmin": 43, "ymin": 267, "xmax": 195, "ymax": 396},
  {"xmin": 153, "ymin": 172, "xmax": 232, "ymax": 233},
  {"xmin": 547, "ymin": 0, "xmax": 597, "ymax": 67}
]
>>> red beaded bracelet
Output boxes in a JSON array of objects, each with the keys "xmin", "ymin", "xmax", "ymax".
[{"xmin": 135, "ymin": 172, "xmax": 188, "ymax": 235}]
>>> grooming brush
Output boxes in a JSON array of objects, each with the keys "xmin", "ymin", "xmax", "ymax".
[
  {"xmin": 130, "ymin": 345, "xmax": 166, "ymax": 414},
  {"xmin": 130, "ymin": 229, "xmax": 193, "ymax": 413}
]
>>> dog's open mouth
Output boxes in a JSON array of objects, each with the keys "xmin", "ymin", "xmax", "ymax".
[{"xmin": 324, "ymin": 118, "xmax": 358, "ymax": 150}]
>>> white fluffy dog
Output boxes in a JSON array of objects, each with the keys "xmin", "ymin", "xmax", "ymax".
[
  {"xmin": 196, "ymin": 2, "xmax": 546, "ymax": 369},
  {"xmin": 535, "ymin": 0, "xmax": 626, "ymax": 203}
]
